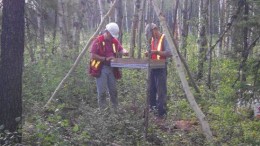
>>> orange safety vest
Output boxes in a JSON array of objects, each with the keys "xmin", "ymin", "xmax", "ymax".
[
  {"xmin": 89, "ymin": 35, "xmax": 121, "ymax": 79},
  {"xmin": 151, "ymin": 34, "xmax": 166, "ymax": 60}
]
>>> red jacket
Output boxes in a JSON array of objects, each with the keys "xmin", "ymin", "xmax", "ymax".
[{"xmin": 89, "ymin": 35, "xmax": 122, "ymax": 79}]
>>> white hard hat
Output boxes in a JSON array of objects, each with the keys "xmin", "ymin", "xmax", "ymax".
[
  {"xmin": 145, "ymin": 23, "xmax": 157, "ymax": 40},
  {"xmin": 145, "ymin": 23, "xmax": 157, "ymax": 35},
  {"xmin": 106, "ymin": 22, "xmax": 119, "ymax": 38}
]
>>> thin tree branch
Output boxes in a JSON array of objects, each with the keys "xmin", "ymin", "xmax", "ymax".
[
  {"xmin": 232, "ymin": 36, "xmax": 260, "ymax": 87},
  {"xmin": 208, "ymin": 2, "xmax": 244, "ymax": 56}
]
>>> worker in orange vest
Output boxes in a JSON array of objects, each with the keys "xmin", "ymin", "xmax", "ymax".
[
  {"xmin": 89, "ymin": 22, "xmax": 128, "ymax": 111},
  {"xmin": 145, "ymin": 23, "xmax": 172, "ymax": 119}
]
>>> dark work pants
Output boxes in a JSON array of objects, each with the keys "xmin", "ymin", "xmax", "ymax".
[{"xmin": 149, "ymin": 67, "xmax": 167, "ymax": 117}]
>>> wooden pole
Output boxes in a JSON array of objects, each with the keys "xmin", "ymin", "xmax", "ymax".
[
  {"xmin": 44, "ymin": 0, "xmax": 118, "ymax": 109},
  {"xmin": 151, "ymin": 0, "xmax": 213, "ymax": 143},
  {"xmin": 144, "ymin": 0, "xmax": 152, "ymax": 140}
]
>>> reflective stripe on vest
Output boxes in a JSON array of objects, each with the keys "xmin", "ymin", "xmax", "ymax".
[
  {"xmin": 102, "ymin": 41, "xmax": 105, "ymax": 52},
  {"xmin": 90, "ymin": 41, "xmax": 105, "ymax": 69},
  {"xmin": 101, "ymin": 41, "xmax": 117, "ymax": 55},
  {"xmin": 101, "ymin": 40, "xmax": 117, "ymax": 54},
  {"xmin": 113, "ymin": 43, "xmax": 116, "ymax": 53},
  {"xmin": 91, "ymin": 41, "xmax": 117, "ymax": 69},
  {"xmin": 151, "ymin": 34, "xmax": 165, "ymax": 60},
  {"xmin": 91, "ymin": 59, "xmax": 101, "ymax": 69}
]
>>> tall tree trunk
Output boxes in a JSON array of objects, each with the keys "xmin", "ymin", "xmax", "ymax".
[
  {"xmin": 72, "ymin": 0, "xmax": 86, "ymax": 58},
  {"xmin": 180, "ymin": 0, "xmax": 189, "ymax": 58},
  {"xmin": 109, "ymin": 0, "xmax": 114, "ymax": 22},
  {"xmin": 25, "ymin": 15, "xmax": 36, "ymax": 62},
  {"xmin": 98, "ymin": 0, "xmax": 104, "ymax": 22},
  {"xmin": 124, "ymin": 0, "xmax": 129, "ymax": 33},
  {"xmin": 172, "ymin": 0, "xmax": 180, "ymax": 42},
  {"xmin": 160, "ymin": 0, "xmax": 164, "ymax": 10},
  {"xmin": 58, "ymin": 0, "xmax": 73, "ymax": 57},
  {"xmin": 37, "ymin": 0, "xmax": 45, "ymax": 59},
  {"xmin": 137, "ymin": 0, "xmax": 146, "ymax": 59},
  {"xmin": 0, "ymin": 0, "xmax": 25, "ymax": 144},
  {"xmin": 115, "ymin": 0, "xmax": 123, "ymax": 43},
  {"xmin": 189, "ymin": 0, "xmax": 194, "ymax": 35},
  {"xmin": 197, "ymin": 0, "xmax": 209, "ymax": 80},
  {"xmin": 218, "ymin": 0, "xmax": 224, "ymax": 57},
  {"xmin": 241, "ymin": 1, "xmax": 249, "ymax": 83},
  {"xmin": 225, "ymin": 1, "xmax": 232, "ymax": 54},
  {"xmin": 207, "ymin": 0, "xmax": 213, "ymax": 89},
  {"xmin": 52, "ymin": 7, "xmax": 58, "ymax": 55},
  {"xmin": 58, "ymin": 0, "xmax": 68, "ymax": 57},
  {"xmin": 65, "ymin": 0, "xmax": 73, "ymax": 51},
  {"xmin": 129, "ymin": 0, "xmax": 139, "ymax": 58}
]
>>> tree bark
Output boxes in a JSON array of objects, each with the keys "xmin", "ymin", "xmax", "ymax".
[
  {"xmin": 109, "ymin": 0, "xmax": 114, "ymax": 22},
  {"xmin": 37, "ymin": 0, "xmax": 45, "ymax": 59},
  {"xmin": 25, "ymin": 16, "xmax": 36, "ymax": 62},
  {"xmin": 129, "ymin": 0, "xmax": 139, "ymax": 58},
  {"xmin": 0, "ymin": 0, "xmax": 25, "ymax": 143},
  {"xmin": 124, "ymin": 0, "xmax": 129, "ymax": 33},
  {"xmin": 172, "ymin": 0, "xmax": 179, "ymax": 40},
  {"xmin": 241, "ymin": 1, "xmax": 249, "ymax": 83},
  {"xmin": 52, "ymin": 6, "xmax": 58, "ymax": 55},
  {"xmin": 137, "ymin": 0, "xmax": 146, "ymax": 59},
  {"xmin": 98, "ymin": 0, "xmax": 104, "ymax": 22},
  {"xmin": 115, "ymin": 0, "xmax": 123, "ymax": 43},
  {"xmin": 58, "ymin": 0, "xmax": 68, "ymax": 57},
  {"xmin": 72, "ymin": 0, "xmax": 85, "ymax": 58},
  {"xmin": 197, "ymin": 0, "xmax": 209, "ymax": 80},
  {"xmin": 207, "ymin": 0, "xmax": 213, "ymax": 89},
  {"xmin": 152, "ymin": 0, "xmax": 213, "ymax": 143},
  {"xmin": 180, "ymin": 0, "xmax": 188, "ymax": 58},
  {"xmin": 217, "ymin": 0, "xmax": 224, "ymax": 57},
  {"xmin": 58, "ymin": 0, "xmax": 73, "ymax": 57}
]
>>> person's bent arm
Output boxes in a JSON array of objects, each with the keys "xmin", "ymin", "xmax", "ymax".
[
  {"xmin": 117, "ymin": 43, "xmax": 129, "ymax": 56},
  {"xmin": 119, "ymin": 48, "xmax": 129, "ymax": 56},
  {"xmin": 91, "ymin": 53, "xmax": 106, "ymax": 62},
  {"xmin": 153, "ymin": 50, "xmax": 172, "ymax": 57},
  {"xmin": 160, "ymin": 38, "xmax": 173, "ymax": 57}
]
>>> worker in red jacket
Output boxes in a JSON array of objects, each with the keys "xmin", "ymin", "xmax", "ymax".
[
  {"xmin": 89, "ymin": 22, "xmax": 128, "ymax": 111},
  {"xmin": 145, "ymin": 23, "xmax": 172, "ymax": 118}
]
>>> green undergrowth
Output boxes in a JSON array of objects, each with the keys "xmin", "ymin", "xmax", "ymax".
[{"xmin": 21, "ymin": 43, "xmax": 260, "ymax": 145}]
